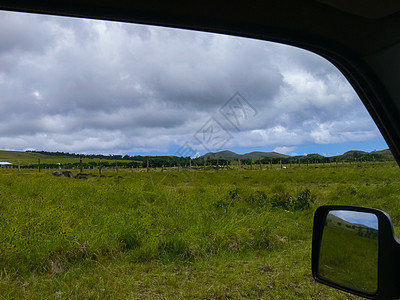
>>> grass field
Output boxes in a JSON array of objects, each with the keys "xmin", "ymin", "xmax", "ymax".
[
  {"xmin": 0, "ymin": 162, "xmax": 399, "ymax": 299},
  {"xmin": 319, "ymin": 225, "xmax": 378, "ymax": 293},
  {"xmin": 0, "ymin": 150, "xmax": 139, "ymax": 167}
]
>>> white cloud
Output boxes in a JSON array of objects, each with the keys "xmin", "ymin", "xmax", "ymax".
[
  {"xmin": 0, "ymin": 11, "xmax": 384, "ymax": 155},
  {"xmin": 273, "ymin": 146, "xmax": 296, "ymax": 154}
]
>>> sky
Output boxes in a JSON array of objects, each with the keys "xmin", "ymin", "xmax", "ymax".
[
  {"xmin": 0, "ymin": 11, "xmax": 389, "ymax": 157},
  {"xmin": 331, "ymin": 211, "xmax": 378, "ymax": 230}
]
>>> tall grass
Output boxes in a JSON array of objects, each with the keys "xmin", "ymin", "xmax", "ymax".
[{"xmin": 0, "ymin": 162, "xmax": 399, "ymax": 298}]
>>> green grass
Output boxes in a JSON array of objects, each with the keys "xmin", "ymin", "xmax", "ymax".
[
  {"xmin": 0, "ymin": 162, "xmax": 399, "ymax": 299},
  {"xmin": 319, "ymin": 226, "xmax": 378, "ymax": 293}
]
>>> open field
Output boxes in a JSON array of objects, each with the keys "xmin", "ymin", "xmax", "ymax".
[
  {"xmin": 0, "ymin": 150, "xmax": 139, "ymax": 167},
  {"xmin": 0, "ymin": 162, "xmax": 399, "ymax": 299}
]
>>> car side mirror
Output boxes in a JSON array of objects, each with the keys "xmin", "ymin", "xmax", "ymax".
[{"xmin": 312, "ymin": 205, "xmax": 400, "ymax": 299}]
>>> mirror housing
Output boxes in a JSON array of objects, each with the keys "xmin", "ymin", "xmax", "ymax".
[{"xmin": 312, "ymin": 205, "xmax": 400, "ymax": 299}]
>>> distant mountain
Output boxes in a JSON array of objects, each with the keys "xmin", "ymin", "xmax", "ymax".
[
  {"xmin": 305, "ymin": 153, "xmax": 325, "ymax": 158},
  {"xmin": 201, "ymin": 150, "xmax": 239, "ymax": 160},
  {"xmin": 246, "ymin": 151, "xmax": 290, "ymax": 159},
  {"xmin": 201, "ymin": 149, "xmax": 394, "ymax": 161},
  {"xmin": 341, "ymin": 150, "xmax": 367, "ymax": 157},
  {"xmin": 0, "ymin": 148, "xmax": 394, "ymax": 165},
  {"xmin": 370, "ymin": 149, "xmax": 394, "ymax": 160},
  {"xmin": 326, "ymin": 213, "xmax": 378, "ymax": 239},
  {"xmin": 330, "ymin": 149, "xmax": 394, "ymax": 161},
  {"xmin": 202, "ymin": 151, "xmax": 289, "ymax": 160}
]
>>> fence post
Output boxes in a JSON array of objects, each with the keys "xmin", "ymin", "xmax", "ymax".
[
  {"xmin": 99, "ymin": 159, "xmax": 102, "ymax": 175},
  {"xmin": 18, "ymin": 160, "xmax": 20, "ymax": 172},
  {"xmin": 147, "ymin": 160, "xmax": 149, "ymax": 172},
  {"xmin": 38, "ymin": 158, "xmax": 41, "ymax": 173},
  {"xmin": 80, "ymin": 157, "xmax": 83, "ymax": 174}
]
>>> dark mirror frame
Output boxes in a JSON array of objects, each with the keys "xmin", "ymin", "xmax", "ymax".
[{"xmin": 312, "ymin": 205, "xmax": 400, "ymax": 300}]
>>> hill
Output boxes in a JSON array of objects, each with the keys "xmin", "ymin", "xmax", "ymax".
[
  {"xmin": 370, "ymin": 149, "xmax": 394, "ymax": 160},
  {"xmin": 202, "ymin": 151, "xmax": 289, "ymax": 160},
  {"xmin": 330, "ymin": 149, "xmax": 394, "ymax": 161},
  {"xmin": 0, "ymin": 150, "xmax": 54, "ymax": 164},
  {"xmin": 0, "ymin": 150, "xmax": 142, "ymax": 167},
  {"xmin": 202, "ymin": 149, "xmax": 394, "ymax": 161},
  {"xmin": 326, "ymin": 213, "xmax": 378, "ymax": 239},
  {"xmin": 340, "ymin": 150, "xmax": 367, "ymax": 158},
  {"xmin": 0, "ymin": 148, "xmax": 395, "ymax": 167}
]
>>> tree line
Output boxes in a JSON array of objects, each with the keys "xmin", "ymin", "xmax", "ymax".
[{"xmin": 24, "ymin": 150, "xmax": 390, "ymax": 170}]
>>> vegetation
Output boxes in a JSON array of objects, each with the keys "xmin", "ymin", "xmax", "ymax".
[
  {"xmin": 0, "ymin": 149, "xmax": 394, "ymax": 171},
  {"xmin": 0, "ymin": 161, "xmax": 399, "ymax": 298},
  {"xmin": 203, "ymin": 149, "xmax": 394, "ymax": 164},
  {"xmin": 319, "ymin": 223, "xmax": 378, "ymax": 293}
]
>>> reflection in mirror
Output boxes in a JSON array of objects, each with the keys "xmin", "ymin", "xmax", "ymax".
[{"xmin": 319, "ymin": 210, "xmax": 379, "ymax": 294}]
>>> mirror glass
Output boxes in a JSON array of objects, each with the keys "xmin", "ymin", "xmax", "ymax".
[{"xmin": 318, "ymin": 210, "xmax": 379, "ymax": 294}]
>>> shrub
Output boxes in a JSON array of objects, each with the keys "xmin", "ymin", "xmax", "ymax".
[
  {"xmin": 292, "ymin": 188, "xmax": 315, "ymax": 210},
  {"xmin": 270, "ymin": 189, "xmax": 314, "ymax": 211},
  {"xmin": 270, "ymin": 192, "xmax": 293, "ymax": 210},
  {"xmin": 246, "ymin": 190, "xmax": 268, "ymax": 207}
]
